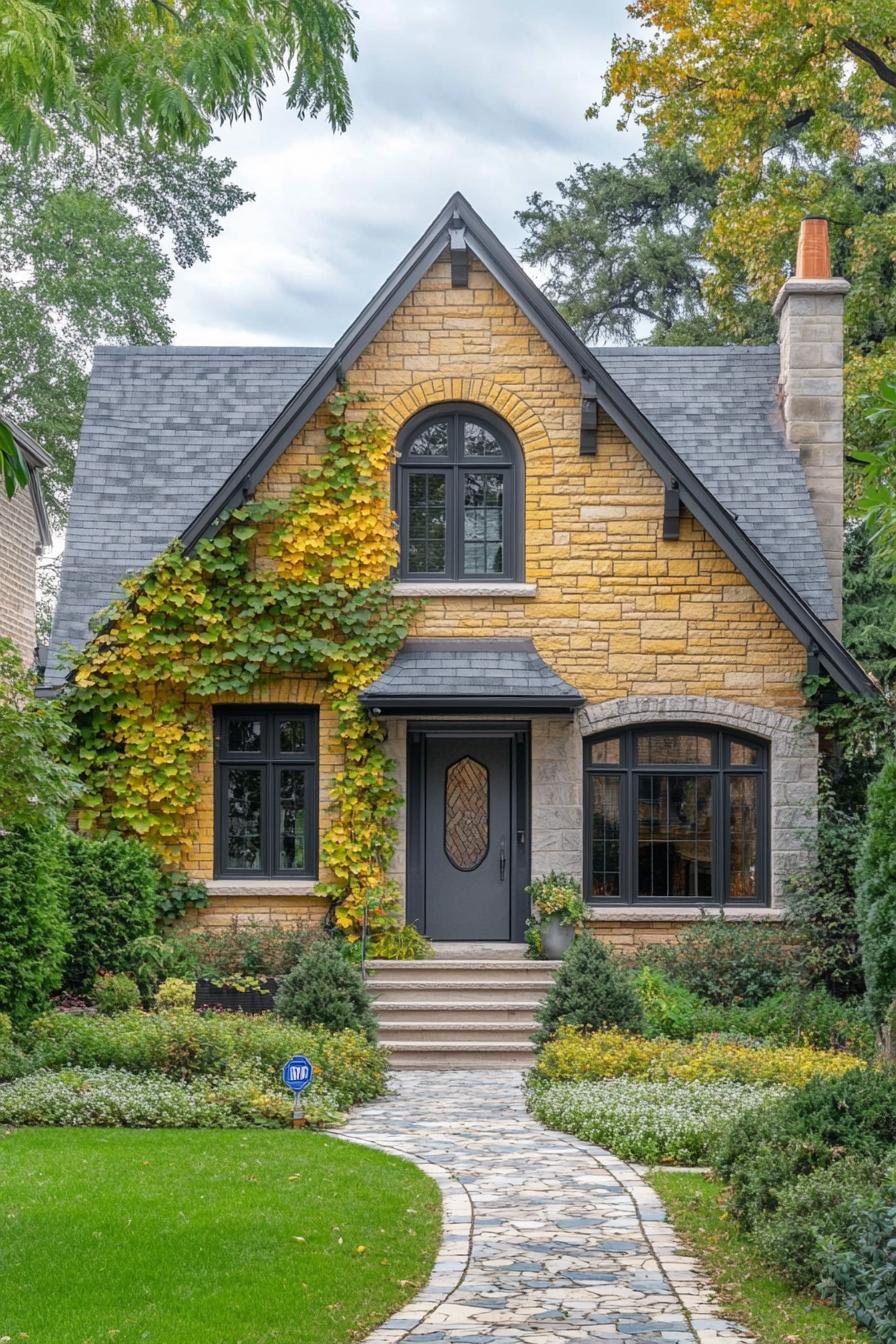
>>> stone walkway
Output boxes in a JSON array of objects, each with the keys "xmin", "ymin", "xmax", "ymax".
[{"xmin": 340, "ymin": 1071, "xmax": 751, "ymax": 1344}]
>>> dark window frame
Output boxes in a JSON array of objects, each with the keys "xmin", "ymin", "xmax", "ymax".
[
  {"xmin": 395, "ymin": 402, "xmax": 524, "ymax": 582},
  {"xmin": 583, "ymin": 723, "xmax": 769, "ymax": 907},
  {"xmin": 214, "ymin": 705, "xmax": 318, "ymax": 879}
]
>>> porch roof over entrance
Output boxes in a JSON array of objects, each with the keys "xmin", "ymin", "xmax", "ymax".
[{"xmin": 359, "ymin": 638, "xmax": 585, "ymax": 714}]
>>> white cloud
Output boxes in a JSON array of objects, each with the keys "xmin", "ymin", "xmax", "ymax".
[{"xmin": 169, "ymin": 0, "xmax": 640, "ymax": 346}]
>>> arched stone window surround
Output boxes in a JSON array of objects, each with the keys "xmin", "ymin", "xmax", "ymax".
[{"xmin": 576, "ymin": 696, "xmax": 818, "ymax": 907}]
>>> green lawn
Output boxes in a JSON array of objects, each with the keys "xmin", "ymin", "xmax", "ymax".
[
  {"xmin": 650, "ymin": 1171, "xmax": 868, "ymax": 1344},
  {"xmin": 1, "ymin": 1127, "xmax": 441, "ymax": 1344}
]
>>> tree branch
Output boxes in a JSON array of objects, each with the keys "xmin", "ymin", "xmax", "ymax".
[{"xmin": 844, "ymin": 37, "xmax": 896, "ymax": 91}]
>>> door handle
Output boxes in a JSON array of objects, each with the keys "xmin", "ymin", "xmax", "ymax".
[{"xmin": 499, "ymin": 837, "xmax": 506, "ymax": 882}]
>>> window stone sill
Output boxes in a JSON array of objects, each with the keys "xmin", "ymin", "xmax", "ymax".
[
  {"xmin": 392, "ymin": 581, "xmax": 537, "ymax": 597},
  {"xmin": 203, "ymin": 879, "xmax": 323, "ymax": 897},
  {"xmin": 586, "ymin": 905, "xmax": 785, "ymax": 922}
]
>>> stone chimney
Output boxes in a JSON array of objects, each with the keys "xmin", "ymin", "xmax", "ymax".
[{"xmin": 773, "ymin": 217, "xmax": 849, "ymax": 632}]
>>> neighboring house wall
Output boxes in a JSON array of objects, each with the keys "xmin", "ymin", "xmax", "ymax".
[
  {"xmin": 186, "ymin": 252, "xmax": 816, "ymax": 932},
  {"xmin": 0, "ymin": 481, "xmax": 39, "ymax": 665}
]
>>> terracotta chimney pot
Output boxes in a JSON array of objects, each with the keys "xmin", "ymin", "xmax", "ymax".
[{"xmin": 796, "ymin": 216, "xmax": 831, "ymax": 280}]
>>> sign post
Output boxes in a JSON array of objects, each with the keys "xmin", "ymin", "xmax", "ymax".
[{"xmin": 281, "ymin": 1054, "xmax": 314, "ymax": 1127}]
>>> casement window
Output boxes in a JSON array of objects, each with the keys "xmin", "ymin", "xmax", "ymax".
[
  {"xmin": 214, "ymin": 707, "xmax": 318, "ymax": 879},
  {"xmin": 396, "ymin": 404, "xmax": 523, "ymax": 581},
  {"xmin": 584, "ymin": 725, "xmax": 769, "ymax": 905}
]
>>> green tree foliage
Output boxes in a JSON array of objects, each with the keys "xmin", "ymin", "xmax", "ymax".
[
  {"xmin": 0, "ymin": 141, "xmax": 251, "ymax": 522},
  {"xmin": 843, "ymin": 522, "xmax": 896, "ymax": 686},
  {"xmin": 518, "ymin": 142, "xmax": 773, "ymax": 345},
  {"xmin": 785, "ymin": 783, "xmax": 866, "ymax": 999},
  {"xmin": 534, "ymin": 935, "xmax": 644, "ymax": 1046},
  {"xmin": 1, "ymin": 0, "xmax": 358, "ymax": 159},
  {"xmin": 62, "ymin": 831, "xmax": 160, "ymax": 994},
  {"xmin": 0, "ymin": 822, "xmax": 68, "ymax": 1025},
  {"xmin": 855, "ymin": 756, "xmax": 896, "ymax": 1030},
  {"xmin": 274, "ymin": 939, "xmax": 378, "ymax": 1042},
  {"xmin": 0, "ymin": 636, "xmax": 79, "ymax": 827}
]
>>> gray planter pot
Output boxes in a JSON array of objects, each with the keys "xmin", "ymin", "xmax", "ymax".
[{"xmin": 540, "ymin": 915, "xmax": 575, "ymax": 960}]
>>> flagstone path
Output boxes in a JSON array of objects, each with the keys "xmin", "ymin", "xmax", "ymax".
[{"xmin": 341, "ymin": 1070, "xmax": 751, "ymax": 1344}]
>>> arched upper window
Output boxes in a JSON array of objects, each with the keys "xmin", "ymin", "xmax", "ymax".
[
  {"xmin": 584, "ymin": 725, "xmax": 769, "ymax": 906},
  {"xmin": 396, "ymin": 404, "xmax": 523, "ymax": 581}
]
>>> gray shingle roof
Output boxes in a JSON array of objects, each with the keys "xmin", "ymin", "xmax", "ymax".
[
  {"xmin": 47, "ymin": 346, "xmax": 327, "ymax": 682},
  {"xmin": 47, "ymin": 340, "xmax": 835, "ymax": 684},
  {"xmin": 359, "ymin": 639, "xmax": 585, "ymax": 710},
  {"xmin": 592, "ymin": 345, "xmax": 835, "ymax": 621}
]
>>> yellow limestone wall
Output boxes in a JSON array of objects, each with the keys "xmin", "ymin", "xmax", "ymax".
[{"xmin": 188, "ymin": 251, "xmax": 809, "ymax": 936}]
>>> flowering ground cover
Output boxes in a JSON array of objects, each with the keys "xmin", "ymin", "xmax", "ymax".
[
  {"xmin": 0, "ymin": 1126, "xmax": 441, "ymax": 1344},
  {"xmin": 526, "ymin": 1074, "xmax": 787, "ymax": 1165}
]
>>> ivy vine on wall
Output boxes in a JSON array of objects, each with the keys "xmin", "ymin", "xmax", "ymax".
[{"xmin": 66, "ymin": 392, "xmax": 415, "ymax": 942}]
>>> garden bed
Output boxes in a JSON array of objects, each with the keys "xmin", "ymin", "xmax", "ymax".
[
  {"xmin": 0, "ymin": 1127, "xmax": 441, "ymax": 1344},
  {"xmin": 650, "ymin": 1170, "xmax": 868, "ymax": 1344}
]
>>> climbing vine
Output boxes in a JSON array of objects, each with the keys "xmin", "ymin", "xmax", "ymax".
[{"xmin": 66, "ymin": 392, "xmax": 416, "ymax": 942}]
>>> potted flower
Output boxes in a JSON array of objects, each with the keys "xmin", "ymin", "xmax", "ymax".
[{"xmin": 525, "ymin": 872, "xmax": 586, "ymax": 959}]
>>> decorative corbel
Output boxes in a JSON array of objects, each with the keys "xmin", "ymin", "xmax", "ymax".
[
  {"xmin": 662, "ymin": 479, "xmax": 681, "ymax": 540},
  {"xmin": 448, "ymin": 217, "xmax": 468, "ymax": 287},
  {"xmin": 579, "ymin": 379, "xmax": 598, "ymax": 456}
]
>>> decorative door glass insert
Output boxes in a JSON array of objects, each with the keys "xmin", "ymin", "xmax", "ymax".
[{"xmin": 444, "ymin": 756, "xmax": 489, "ymax": 871}]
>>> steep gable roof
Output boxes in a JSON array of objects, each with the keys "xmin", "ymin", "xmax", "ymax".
[{"xmin": 47, "ymin": 193, "xmax": 873, "ymax": 697}]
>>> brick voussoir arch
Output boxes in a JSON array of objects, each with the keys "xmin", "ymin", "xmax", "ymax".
[
  {"xmin": 380, "ymin": 379, "xmax": 550, "ymax": 454},
  {"xmin": 576, "ymin": 695, "xmax": 818, "ymax": 906}
]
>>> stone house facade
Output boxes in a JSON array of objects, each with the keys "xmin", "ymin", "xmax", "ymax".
[
  {"xmin": 0, "ymin": 416, "xmax": 51, "ymax": 666},
  {"xmin": 47, "ymin": 198, "xmax": 872, "ymax": 949}
]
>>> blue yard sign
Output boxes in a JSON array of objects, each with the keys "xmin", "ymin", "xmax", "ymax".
[{"xmin": 282, "ymin": 1055, "xmax": 314, "ymax": 1094}]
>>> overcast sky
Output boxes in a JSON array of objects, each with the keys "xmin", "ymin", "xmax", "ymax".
[{"xmin": 168, "ymin": 0, "xmax": 639, "ymax": 347}]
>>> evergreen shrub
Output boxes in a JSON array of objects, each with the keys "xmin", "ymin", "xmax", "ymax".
[
  {"xmin": 753, "ymin": 1157, "xmax": 882, "ymax": 1290},
  {"xmin": 62, "ymin": 831, "xmax": 159, "ymax": 993},
  {"xmin": 274, "ymin": 938, "xmax": 378, "ymax": 1041},
  {"xmin": 534, "ymin": 935, "xmax": 644, "ymax": 1046},
  {"xmin": 855, "ymin": 756, "xmax": 896, "ymax": 1029},
  {"xmin": 822, "ymin": 1179, "xmax": 896, "ymax": 1344},
  {"xmin": 713, "ymin": 1065, "xmax": 896, "ymax": 1226},
  {"xmin": 0, "ymin": 821, "xmax": 68, "ymax": 1025}
]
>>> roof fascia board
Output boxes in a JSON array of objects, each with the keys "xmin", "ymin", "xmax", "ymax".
[
  {"xmin": 28, "ymin": 465, "xmax": 52, "ymax": 548},
  {"xmin": 359, "ymin": 696, "xmax": 585, "ymax": 714}
]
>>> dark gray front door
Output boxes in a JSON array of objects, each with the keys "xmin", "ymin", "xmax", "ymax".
[{"xmin": 422, "ymin": 735, "xmax": 513, "ymax": 940}]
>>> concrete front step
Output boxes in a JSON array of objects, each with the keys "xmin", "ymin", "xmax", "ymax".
[
  {"xmin": 429, "ymin": 941, "xmax": 529, "ymax": 960},
  {"xmin": 387, "ymin": 1039, "xmax": 536, "ymax": 1069},
  {"xmin": 367, "ymin": 954, "xmax": 556, "ymax": 1069},
  {"xmin": 371, "ymin": 980, "xmax": 550, "ymax": 1005},
  {"xmin": 380, "ymin": 1022, "xmax": 536, "ymax": 1046},
  {"xmin": 376, "ymin": 999, "xmax": 541, "ymax": 1024}
]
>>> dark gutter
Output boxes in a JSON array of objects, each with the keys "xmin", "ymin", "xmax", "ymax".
[{"xmin": 360, "ymin": 695, "xmax": 586, "ymax": 715}]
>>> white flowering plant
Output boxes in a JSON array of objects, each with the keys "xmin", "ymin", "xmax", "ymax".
[{"xmin": 526, "ymin": 1074, "xmax": 787, "ymax": 1165}]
